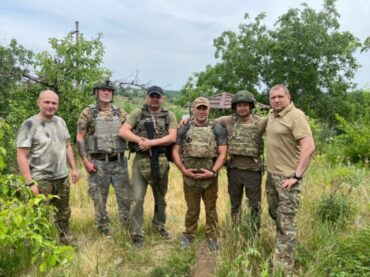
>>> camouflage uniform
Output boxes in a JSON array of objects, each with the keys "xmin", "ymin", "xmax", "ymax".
[
  {"xmin": 128, "ymin": 105, "xmax": 177, "ymax": 237},
  {"xmin": 265, "ymin": 102, "xmax": 313, "ymax": 272},
  {"xmin": 78, "ymin": 105, "xmax": 132, "ymax": 234},
  {"xmin": 16, "ymin": 115, "xmax": 73, "ymax": 241},
  {"xmin": 177, "ymin": 120, "xmax": 227, "ymax": 239},
  {"xmin": 265, "ymin": 172, "xmax": 300, "ymax": 270},
  {"xmin": 218, "ymin": 112, "xmax": 265, "ymax": 232}
]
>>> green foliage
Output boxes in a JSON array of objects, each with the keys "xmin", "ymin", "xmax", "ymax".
[
  {"xmin": 34, "ymin": 32, "xmax": 109, "ymax": 140},
  {"xmin": 0, "ymin": 175, "xmax": 73, "ymax": 275},
  {"xmin": 150, "ymin": 247, "xmax": 197, "ymax": 277},
  {"xmin": 314, "ymin": 192, "xmax": 356, "ymax": 227},
  {"xmin": 180, "ymin": 0, "xmax": 361, "ymax": 125},
  {"xmin": 312, "ymin": 228, "xmax": 370, "ymax": 276}
]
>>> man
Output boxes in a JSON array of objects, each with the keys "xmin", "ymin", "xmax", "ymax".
[
  {"xmin": 119, "ymin": 85, "xmax": 177, "ymax": 247},
  {"xmin": 17, "ymin": 89, "xmax": 79, "ymax": 245},
  {"xmin": 172, "ymin": 97, "xmax": 227, "ymax": 251},
  {"xmin": 217, "ymin": 91, "xmax": 265, "ymax": 234},
  {"xmin": 76, "ymin": 79, "xmax": 132, "ymax": 236},
  {"xmin": 265, "ymin": 84, "xmax": 315, "ymax": 273}
]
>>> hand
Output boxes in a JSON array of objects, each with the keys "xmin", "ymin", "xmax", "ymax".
[
  {"xmin": 193, "ymin": 168, "xmax": 213, "ymax": 180},
  {"xmin": 182, "ymin": 168, "xmax": 197, "ymax": 178},
  {"xmin": 83, "ymin": 159, "xmax": 97, "ymax": 173},
  {"xmin": 138, "ymin": 137, "xmax": 153, "ymax": 151},
  {"xmin": 281, "ymin": 178, "xmax": 299, "ymax": 190},
  {"xmin": 178, "ymin": 117, "xmax": 190, "ymax": 128},
  {"xmin": 30, "ymin": 184, "xmax": 40, "ymax": 195},
  {"xmin": 70, "ymin": 168, "xmax": 79, "ymax": 184}
]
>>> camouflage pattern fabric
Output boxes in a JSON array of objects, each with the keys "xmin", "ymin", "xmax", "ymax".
[
  {"xmin": 265, "ymin": 172, "xmax": 301, "ymax": 272},
  {"xmin": 37, "ymin": 177, "xmax": 71, "ymax": 238},
  {"xmin": 88, "ymin": 158, "xmax": 132, "ymax": 234},
  {"xmin": 130, "ymin": 153, "xmax": 169, "ymax": 236}
]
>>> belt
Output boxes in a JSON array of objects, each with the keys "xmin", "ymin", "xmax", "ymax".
[{"xmin": 90, "ymin": 153, "xmax": 124, "ymax": 162}]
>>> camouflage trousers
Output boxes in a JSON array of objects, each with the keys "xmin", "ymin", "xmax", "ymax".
[
  {"xmin": 37, "ymin": 177, "xmax": 71, "ymax": 238},
  {"xmin": 183, "ymin": 179, "xmax": 218, "ymax": 239},
  {"xmin": 265, "ymin": 172, "xmax": 301, "ymax": 272},
  {"xmin": 227, "ymin": 168, "xmax": 262, "ymax": 232},
  {"xmin": 88, "ymin": 157, "xmax": 132, "ymax": 234},
  {"xmin": 130, "ymin": 153, "xmax": 169, "ymax": 236}
]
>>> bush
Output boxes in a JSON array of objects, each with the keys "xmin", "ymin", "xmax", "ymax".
[
  {"xmin": 0, "ymin": 174, "xmax": 73, "ymax": 275},
  {"xmin": 314, "ymin": 192, "xmax": 356, "ymax": 227}
]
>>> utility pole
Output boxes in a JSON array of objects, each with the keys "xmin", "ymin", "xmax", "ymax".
[{"xmin": 71, "ymin": 21, "xmax": 79, "ymax": 44}]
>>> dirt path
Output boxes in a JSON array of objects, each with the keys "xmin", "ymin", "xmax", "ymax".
[{"xmin": 190, "ymin": 244, "xmax": 218, "ymax": 277}]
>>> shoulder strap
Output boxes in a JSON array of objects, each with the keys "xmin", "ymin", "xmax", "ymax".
[{"xmin": 88, "ymin": 104, "xmax": 99, "ymax": 118}]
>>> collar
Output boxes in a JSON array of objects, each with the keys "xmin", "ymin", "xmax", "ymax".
[{"xmin": 272, "ymin": 102, "xmax": 294, "ymax": 118}]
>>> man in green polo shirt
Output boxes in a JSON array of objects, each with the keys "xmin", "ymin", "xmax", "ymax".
[{"xmin": 265, "ymin": 84, "xmax": 315, "ymax": 273}]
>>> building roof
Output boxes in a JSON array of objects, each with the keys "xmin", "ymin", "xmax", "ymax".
[
  {"xmin": 206, "ymin": 91, "xmax": 270, "ymax": 110},
  {"xmin": 207, "ymin": 92, "xmax": 234, "ymax": 109}
]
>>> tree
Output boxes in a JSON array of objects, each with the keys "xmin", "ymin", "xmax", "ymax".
[
  {"xmin": 179, "ymin": 0, "xmax": 361, "ymax": 124},
  {"xmin": 0, "ymin": 33, "xmax": 108, "ymax": 172},
  {"xmin": 34, "ymin": 33, "xmax": 110, "ymax": 139}
]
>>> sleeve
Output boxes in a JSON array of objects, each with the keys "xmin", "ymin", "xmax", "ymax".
[
  {"xmin": 126, "ymin": 109, "xmax": 141, "ymax": 126},
  {"xmin": 77, "ymin": 108, "xmax": 93, "ymax": 131},
  {"xmin": 120, "ymin": 109, "xmax": 127, "ymax": 124},
  {"xmin": 16, "ymin": 120, "xmax": 33, "ymax": 148},
  {"xmin": 292, "ymin": 111, "xmax": 312, "ymax": 140},
  {"xmin": 214, "ymin": 123, "xmax": 228, "ymax": 146},
  {"xmin": 168, "ymin": 111, "xmax": 178, "ymax": 129},
  {"xmin": 60, "ymin": 118, "xmax": 71, "ymax": 141},
  {"xmin": 176, "ymin": 125, "xmax": 189, "ymax": 145}
]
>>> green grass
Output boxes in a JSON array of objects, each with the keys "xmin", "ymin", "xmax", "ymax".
[{"xmin": 20, "ymin": 153, "xmax": 370, "ymax": 276}]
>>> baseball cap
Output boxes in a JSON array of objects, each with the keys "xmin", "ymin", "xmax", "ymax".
[
  {"xmin": 193, "ymin": 97, "xmax": 210, "ymax": 108},
  {"xmin": 147, "ymin": 85, "xmax": 164, "ymax": 96}
]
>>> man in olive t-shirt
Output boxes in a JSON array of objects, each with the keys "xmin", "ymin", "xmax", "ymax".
[
  {"xmin": 265, "ymin": 84, "xmax": 315, "ymax": 273},
  {"xmin": 119, "ymin": 85, "xmax": 177, "ymax": 248}
]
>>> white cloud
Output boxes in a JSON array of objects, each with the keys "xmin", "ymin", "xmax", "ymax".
[{"xmin": 1, "ymin": 0, "xmax": 369, "ymax": 89}]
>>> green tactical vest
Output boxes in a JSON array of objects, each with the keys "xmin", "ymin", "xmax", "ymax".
[
  {"xmin": 181, "ymin": 120, "xmax": 218, "ymax": 188},
  {"xmin": 86, "ymin": 105, "xmax": 125, "ymax": 154},
  {"xmin": 133, "ymin": 105, "xmax": 169, "ymax": 139},
  {"xmin": 228, "ymin": 115, "xmax": 263, "ymax": 157},
  {"xmin": 181, "ymin": 120, "xmax": 218, "ymax": 159}
]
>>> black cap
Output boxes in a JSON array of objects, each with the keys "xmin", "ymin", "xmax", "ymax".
[{"xmin": 147, "ymin": 85, "xmax": 163, "ymax": 96}]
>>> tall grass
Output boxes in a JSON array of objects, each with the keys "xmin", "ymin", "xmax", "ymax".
[{"xmin": 25, "ymin": 153, "xmax": 369, "ymax": 276}]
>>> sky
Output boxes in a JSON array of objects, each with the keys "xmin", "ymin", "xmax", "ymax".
[{"xmin": 1, "ymin": 0, "xmax": 369, "ymax": 91}]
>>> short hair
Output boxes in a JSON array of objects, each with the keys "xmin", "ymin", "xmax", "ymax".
[{"xmin": 269, "ymin": 84, "xmax": 290, "ymax": 96}]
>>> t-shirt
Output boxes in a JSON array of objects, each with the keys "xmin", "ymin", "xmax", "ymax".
[
  {"xmin": 176, "ymin": 121, "xmax": 227, "ymax": 146},
  {"xmin": 126, "ymin": 108, "xmax": 178, "ymax": 129},
  {"xmin": 266, "ymin": 103, "xmax": 312, "ymax": 176},
  {"xmin": 16, "ymin": 115, "xmax": 70, "ymax": 180}
]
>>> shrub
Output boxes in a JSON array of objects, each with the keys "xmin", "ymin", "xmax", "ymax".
[
  {"xmin": 314, "ymin": 192, "xmax": 356, "ymax": 227},
  {"xmin": 0, "ymin": 174, "xmax": 73, "ymax": 275}
]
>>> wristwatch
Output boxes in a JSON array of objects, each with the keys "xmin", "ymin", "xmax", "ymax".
[
  {"xmin": 293, "ymin": 174, "xmax": 303, "ymax": 181},
  {"xmin": 211, "ymin": 170, "xmax": 218, "ymax": 177}
]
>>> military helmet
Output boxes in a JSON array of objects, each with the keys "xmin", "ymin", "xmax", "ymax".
[
  {"xmin": 231, "ymin": 90, "xmax": 256, "ymax": 109},
  {"xmin": 93, "ymin": 79, "xmax": 115, "ymax": 94}
]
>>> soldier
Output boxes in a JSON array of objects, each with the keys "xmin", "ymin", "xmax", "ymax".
[
  {"xmin": 265, "ymin": 84, "xmax": 315, "ymax": 273},
  {"xmin": 76, "ymin": 79, "xmax": 132, "ymax": 236},
  {"xmin": 217, "ymin": 91, "xmax": 265, "ymax": 233},
  {"xmin": 119, "ymin": 85, "xmax": 177, "ymax": 248},
  {"xmin": 172, "ymin": 97, "xmax": 227, "ymax": 251},
  {"xmin": 17, "ymin": 90, "xmax": 79, "ymax": 245}
]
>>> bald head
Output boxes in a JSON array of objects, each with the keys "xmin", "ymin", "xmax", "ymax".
[
  {"xmin": 38, "ymin": 90, "xmax": 59, "ymax": 102},
  {"xmin": 37, "ymin": 90, "xmax": 59, "ymax": 120}
]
